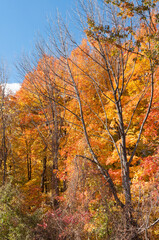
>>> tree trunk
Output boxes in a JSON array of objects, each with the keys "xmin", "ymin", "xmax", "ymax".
[
  {"xmin": 41, "ymin": 147, "xmax": 47, "ymax": 192},
  {"xmin": 27, "ymin": 151, "xmax": 31, "ymax": 181},
  {"xmin": 2, "ymin": 115, "xmax": 7, "ymax": 185}
]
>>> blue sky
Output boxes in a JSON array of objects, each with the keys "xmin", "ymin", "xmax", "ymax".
[{"xmin": 0, "ymin": 0, "xmax": 76, "ymax": 83}]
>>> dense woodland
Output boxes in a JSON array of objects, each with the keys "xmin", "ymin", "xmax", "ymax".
[{"xmin": 0, "ymin": 0, "xmax": 159, "ymax": 239}]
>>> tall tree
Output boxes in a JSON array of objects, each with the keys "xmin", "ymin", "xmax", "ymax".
[
  {"xmin": 0, "ymin": 64, "xmax": 9, "ymax": 185},
  {"xmin": 17, "ymin": 56, "xmax": 66, "ymax": 207}
]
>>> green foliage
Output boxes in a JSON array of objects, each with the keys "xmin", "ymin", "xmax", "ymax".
[
  {"xmin": 89, "ymin": 205, "xmax": 110, "ymax": 239},
  {"xmin": 0, "ymin": 180, "xmax": 41, "ymax": 240}
]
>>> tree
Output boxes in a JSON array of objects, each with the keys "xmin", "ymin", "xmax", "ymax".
[
  {"xmin": 0, "ymin": 64, "xmax": 10, "ymax": 185},
  {"xmin": 16, "ymin": 56, "xmax": 67, "ymax": 208}
]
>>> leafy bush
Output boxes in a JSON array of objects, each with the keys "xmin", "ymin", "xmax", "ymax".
[
  {"xmin": 34, "ymin": 208, "xmax": 90, "ymax": 240},
  {"xmin": 0, "ymin": 180, "xmax": 41, "ymax": 240}
]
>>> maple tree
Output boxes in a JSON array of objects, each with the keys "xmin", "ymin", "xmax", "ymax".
[{"xmin": 14, "ymin": 56, "xmax": 68, "ymax": 210}]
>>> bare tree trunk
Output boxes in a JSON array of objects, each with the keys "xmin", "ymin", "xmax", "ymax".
[
  {"xmin": 26, "ymin": 142, "xmax": 31, "ymax": 181},
  {"xmin": 41, "ymin": 147, "xmax": 47, "ymax": 192},
  {"xmin": 2, "ymin": 123, "xmax": 7, "ymax": 185},
  {"xmin": 1, "ymin": 85, "xmax": 8, "ymax": 185},
  {"xmin": 51, "ymin": 99, "xmax": 60, "ymax": 208}
]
